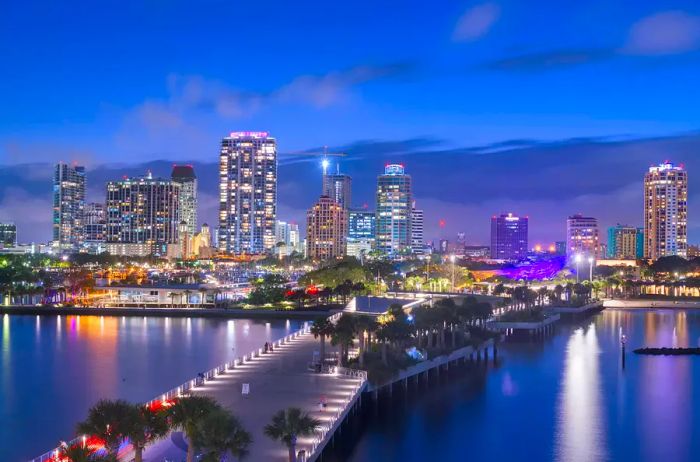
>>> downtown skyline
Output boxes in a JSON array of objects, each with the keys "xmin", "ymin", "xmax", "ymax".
[{"xmin": 2, "ymin": 1, "xmax": 700, "ymax": 245}]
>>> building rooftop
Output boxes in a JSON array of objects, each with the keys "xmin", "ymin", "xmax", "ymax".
[{"xmin": 171, "ymin": 164, "xmax": 197, "ymax": 179}]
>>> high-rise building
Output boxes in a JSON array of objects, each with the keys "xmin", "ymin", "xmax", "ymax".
[
  {"xmin": 555, "ymin": 241, "xmax": 567, "ymax": 256},
  {"xmin": 411, "ymin": 202, "xmax": 425, "ymax": 255},
  {"xmin": 347, "ymin": 209, "xmax": 376, "ymax": 259},
  {"xmin": 218, "ymin": 132, "xmax": 277, "ymax": 254},
  {"xmin": 607, "ymin": 225, "xmax": 643, "ymax": 259},
  {"xmin": 566, "ymin": 214, "xmax": 599, "ymax": 262},
  {"xmin": 306, "ymin": 196, "xmax": 347, "ymax": 260},
  {"xmin": 171, "ymin": 165, "xmax": 198, "ymax": 236},
  {"xmin": 274, "ymin": 220, "xmax": 301, "ymax": 257},
  {"xmin": 375, "ymin": 164, "xmax": 412, "ymax": 256},
  {"xmin": 644, "ymin": 161, "xmax": 688, "ymax": 259},
  {"xmin": 105, "ymin": 171, "xmax": 180, "ymax": 256},
  {"xmin": 490, "ymin": 213, "xmax": 528, "ymax": 260},
  {"xmin": 289, "ymin": 223, "xmax": 301, "ymax": 254},
  {"xmin": 0, "ymin": 223, "xmax": 17, "ymax": 248},
  {"xmin": 322, "ymin": 173, "xmax": 352, "ymax": 209},
  {"xmin": 84, "ymin": 203, "xmax": 106, "ymax": 253},
  {"xmin": 53, "ymin": 163, "xmax": 86, "ymax": 251}
]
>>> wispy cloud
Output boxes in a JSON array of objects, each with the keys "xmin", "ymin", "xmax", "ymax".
[
  {"xmin": 453, "ymin": 3, "xmax": 500, "ymax": 42},
  {"xmin": 483, "ymin": 48, "xmax": 613, "ymax": 71},
  {"xmin": 624, "ymin": 10, "xmax": 700, "ymax": 55}
]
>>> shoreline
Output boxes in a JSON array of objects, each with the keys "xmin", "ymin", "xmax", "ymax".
[
  {"xmin": 603, "ymin": 299, "xmax": 700, "ymax": 309},
  {"xmin": 0, "ymin": 305, "xmax": 333, "ymax": 319}
]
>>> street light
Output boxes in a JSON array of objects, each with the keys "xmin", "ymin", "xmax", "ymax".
[
  {"xmin": 588, "ymin": 256, "xmax": 594, "ymax": 281},
  {"xmin": 575, "ymin": 254, "xmax": 582, "ymax": 283},
  {"xmin": 450, "ymin": 254, "xmax": 456, "ymax": 293}
]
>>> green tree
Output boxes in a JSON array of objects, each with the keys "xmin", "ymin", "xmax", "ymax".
[
  {"xmin": 168, "ymin": 395, "xmax": 220, "ymax": 462},
  {"xmin": 331, "ymin": 313, "xmax": 355, "ymax": 365},
  {"xmin": 264, "ymin": 407, "xmax": 320, "ymax": 462},
  {"xmin": 56, "ymin": 442, "xmax": 115, "ymax": 462},
  {"xmin": 76, "ymin": 399, "xmax": 139, "ymax": 457},
  {"xmin": 128, "ymin": 405, "xmax": 170, "ymax": 462},
  {"xmin": 194, "ymin": 409, "xmax": 252, "ymax": 462},
  {"xmin": 310, "ymin": 317, "xmax": 335, "ymax": 367}
]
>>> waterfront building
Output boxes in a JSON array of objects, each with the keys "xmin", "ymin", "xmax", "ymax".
[
  {"xmin": 375, "ymin": 164, "xmax": 412, "ymax": 256},
  {"xmin": 607, "ymin": 225, "xmax": 643, "ymax": 259},
  {"xmin": 644, "ymin": 161, "xmax": 688, "ymax": 259},
  {"xmin": 218, "ymin": 131, "xmax": 277, "ymax": 254},
  {"xmin": 53, "ymin": 162, "xmax": 86, "ymax": 251},
  {"xmin": 322, "ymin": 172, "xmax": 352, "ymax": 210},
  {"xmin": 411, "ymin": 202, "xmax": 425, "ymax": 255},
  {"xmin": 490, "ymin": 213, "xmax": 528, "ymax": 260},
  {"xmin": 84, "ymin": 203, "xmax": 106, "ymax": 253},
  {"xmin": 566, "ymin": 214, "xmax": 599, "ymax": 262},
  {"xmin": 347, "ymin": 209, "xmax": 376, "ymax": 259},
  {"xmin": 0, "ymin": 223, "xmax": 17, "ymax": 248},
  {"xmin": 105, "ymin": 171, "xmax": 180, "ymax": 257},
  {"xmin": 171, "ymin": 165, "xmax": 198, "ymax": 236},
  {"xmin": 306, "ymin": 195, "xmax": 347, "ymax": 260}
]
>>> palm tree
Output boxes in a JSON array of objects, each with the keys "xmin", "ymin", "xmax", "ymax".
[
  {"xmin": 194, "ymin": 409, "xmax": 252, "ymax": 461},
  {"xmin": 56, "ymin": 442, "xmax": 113, "ymax": 462},
  {"xmin": 353, "ymin": 315, "xmax": 377, "ymax": 367},
  {"xmin": 128, "ymin": 405, "xmax": 170, "ymax": 462},
  {"xmin": 264, "ymin": 407, "xmax": 320, "ymax": 462},
  {"xmin": 310, "ymin": 318, "xmax": 335, "ymax": 367},
  {"xmin": 76, "ymin": 399, "xmax": 139, "ymax": 457},
  {"xmin": 168, "ymin": 395, "xmax": 220, "ymax": 462},
  {"xmin": 331, "ymin": 314, "xmax": 355, "ymax": 365}
]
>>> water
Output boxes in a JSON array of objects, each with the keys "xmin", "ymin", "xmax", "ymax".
[
  {"xmin": 327, "ymin": 309, "xmax": 700, "ymax": 462},
  {"xmin": 0, "ymin": 314, "xmax": 304, "ymax": 462}
]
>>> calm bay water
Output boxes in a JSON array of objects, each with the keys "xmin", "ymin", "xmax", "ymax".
[
  {"xmin": 327, "ymin": 309, "xmax": 700, "ymax": 462},
  {"xmin": 0, "ymin": 314, "xmax": 304, "ymax": 461}
]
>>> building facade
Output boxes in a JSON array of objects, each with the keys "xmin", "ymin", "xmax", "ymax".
[
  {"xmin": 607, "ymin": 225, "xmax": 643, "ymax": 259},
  {"xmin": 566, "ymin": 214, "xmax": 600, "ymax": 262},
  {"xmin": 375, "ymin": 164, "xmax": 412, "ymax": 256},
  {"xmin": 644, "ymin": 161, "xmax": 688, "ymax": 259},
  {"xmin": 84, "ymin": 202, "xmax": 106, "ymax": 253},
  {"xmin": 322, "ymin": 173, "xmax": 352, "ymax": 210},
  {"xmin": 347, "ymin": 209, "xmax": 376, "ymax": 259},
  {"xmin": 306, "ymin": 196, "xmax": 348, "ymax": 260},
  {"xmin": 53, "ymin": 163, "xmax": 86, "ymax": 251},
  {"xmin": 490, "ymin": 213, "xmax": 528, "ymax": 260},
  {"xmin": 218, "ymin": 132, "xmax": 277, "ymax": 254},
  {"xmin": 0, "ymin": 223, "xmax": 17, "ymax": 248},
  {"xmin": 411, "ymin": 202, "xmax": 425, "ymax": 255},
  {"xmin": 105, "ymin": 172, "xmax": 180, "ymax": 256},
  {"xmin": 171, "ymin": 165, "xmax": 198, "ymax": 236}
]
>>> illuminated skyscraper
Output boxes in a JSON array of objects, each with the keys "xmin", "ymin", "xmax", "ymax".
[
  {"xmin": 411, "ymin": 202, "xmax": 425, "ymax": 255},
  {"xmin": 84, "ymin": 202, "xmax": 106, "ymax": 253},
  {"xmin": 0, "ymin": 223, "xmax": 17, "ymax": 248},
  {"xmin": 347, "ymin": 209, "xmax": 376, "ymax": 259},
  {"xmin": 171, "ymin": 165, "xmax": 198, "ymax": 236},
  {"xmin": 566, "ymin": 214, "xmax": 599, "ymax": 261},
  {"xmin": 218, "ymin": 132, "xmax": 277, "ymax": 254},
  {"xmin": 53, "ymin": 162, "xmax": 86, "ymax": 251},
  {"xmin": 322, "ymin": 173, "xmax": 352, "ymax": 209},
  {"xmin": 607, "ymin": 225, "xmax": 643, "ymax": 259},
  {"xmin": 376, "ymin": 164, "xmax": 412, "ymax": 256},
  {"xmin": 105, "ymin": 171, "xmax": 180, "ymax": 256},
  {"xmin": 306, "ymin": 196, "xmax": 347, "ymax": 260},
  {"xmin": 490, "ymin": 213, "xmax": 528, "ymax": 260},
  {"xmin": 644, "ymin": 161, "xmax": 688, "ymax": 259}
]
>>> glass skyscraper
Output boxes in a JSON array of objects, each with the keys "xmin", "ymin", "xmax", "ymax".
[
  {"xmin": 218, "ymin": 132, "xmax": 277, "ymax": 254},
  {"xmin": 172, "ymin": 165, "xmax": 198, "ymax": 236},
  {"xmin": 375, "ymin": 164, "xmax": 412, "ymax": 256},
  {"xmin": 53, "ymin": 162, "xmax": 86, "ymax": 251},
  {"xmin": 490, "ymin": 213, "xmax": 528, "ymax": 260},
  {"xmin": 322, "ymin": 173, "xmax": 352, "ymax": 210}
]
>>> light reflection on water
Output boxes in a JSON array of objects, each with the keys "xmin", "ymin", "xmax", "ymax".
[{"xmin": 0, "ymin": 314, "xmax": 304, "ymax": 462}]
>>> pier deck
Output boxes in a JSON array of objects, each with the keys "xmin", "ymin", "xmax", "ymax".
[{"xmin": 143, "ymin": 331, "xmax": 365, "ymax": 461}]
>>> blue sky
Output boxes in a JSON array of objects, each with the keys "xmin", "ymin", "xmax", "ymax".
[{"xmin": 1, "ymin": 1, "xmax": 699, "ymax": 245}]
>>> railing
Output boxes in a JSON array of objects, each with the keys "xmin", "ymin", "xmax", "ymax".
[{"xmin": 30, "ymin": 319, "xmax": 314, "ymax": 462}]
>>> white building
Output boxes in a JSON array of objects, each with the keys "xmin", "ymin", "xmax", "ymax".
[{"xmin": 644, "ymin": 161, "xmax": 688, "ymax": 259}]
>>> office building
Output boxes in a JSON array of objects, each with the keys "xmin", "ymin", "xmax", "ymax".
[
  {"xmin": 84, "ymin": 203, "xmax": 106, "ymax": 253},
  {"xmin": 607, "ymin": 225, "xmax": 643, "ymax": 259},
  {"xmin": 490, "ymin": 213, "xmax": 528, "ymax": 260},
  {"xmin": 411, "ymin": 202, "xmax": 425, "ymax": 255},
  {"xmin": 0, "ymin": 223, "xmax": 17, "ymax": 248},
  {"xmin": 53, "ymin": 162, "xmax": 86, "ymax": 251},
  {"xmin": 347, "ymin": 209, "xmax": 376, "ymax": 259},
  {"xmin": 172, "ymin": 165, "xmax": 198, "ymax": 236},
  {"xmin": 566, "ymin": 214, "xmax": 599, "ymax": 262},
  {"xmin": 105, "ymin": 171, "xmax": 180, "ymax": 256},
  {"xmin": 464, "ymin": 245, "xmax": 490, "ymax": 258},
  {"xmin": 375, "ymin": 164, "xmax": 412, "ymax": 256},
  {"xmin": 218, "ymin": 132, "xmax": 277, "ymax": 254},
  {"xmin": 322, "ymin": 173, "xmax": 352, "ymax": 209},
  {"xmin": 306, "ymin": 195, "xmax": 347, "ymax": 260},
  {"xmin": 644, "ymin": 161, "xmax": 688, "ymax": 259}
]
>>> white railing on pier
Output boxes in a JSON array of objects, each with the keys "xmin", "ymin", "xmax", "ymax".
[{"xmin": 30, "ymin": 318, "xmax": 317, "ymax": 462}]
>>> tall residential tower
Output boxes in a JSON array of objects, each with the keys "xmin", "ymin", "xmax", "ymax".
[
  {"xmin": 644, "ymin": 161, "xmax": 688, "ymax": 259},
  {"xmin": 218, "ymin": 132, "xmax": 277, "ymax": 254},
  {"xmin": 53, "ymin": 163, "xmax": 86, "ymax": 251},
  {"xmin": 172, "ymin": 165, "xmax": 198, "ymax": 236},
  {"xmin": 375, "ymin": 164, "xmax": 412, "ymax": 256},
  {"xmin": 566, "ymin": 214, "xmax": 600, "ymax": 262}
]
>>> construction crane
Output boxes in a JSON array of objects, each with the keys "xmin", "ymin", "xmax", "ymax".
[{"xmin": 285, "ymin": 146, "xmax": 346, "ymax": 175}]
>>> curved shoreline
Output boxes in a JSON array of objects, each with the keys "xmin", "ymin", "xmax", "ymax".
[{"xmin": 0, "ymin": 305, "xmax": 332, "ymax": 319}]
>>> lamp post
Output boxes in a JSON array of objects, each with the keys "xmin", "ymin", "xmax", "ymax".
[
  {"xmin": 588, "ymin": 256, "xmax": 594, "ymax": 281},
  {"xmin": 575, "ymin": 254, "xmax": 582, "ymax": 283},
  {"xmin": 450, "ymin": 254, "xmax": 456, "ymax": 293}
]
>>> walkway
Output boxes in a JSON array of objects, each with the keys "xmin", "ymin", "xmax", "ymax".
[{"xmin": 143, "ymin": 331, "xmax": 365, "ymax": 461}]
